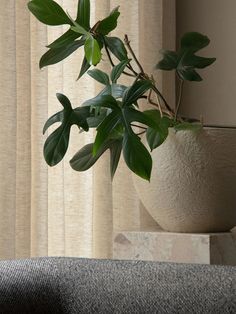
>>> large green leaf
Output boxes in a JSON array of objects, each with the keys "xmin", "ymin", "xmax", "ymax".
[
  {"xmin": 84, "ymin": 36, "xmax": 102, "ymax": 65},
  {"xmin": 56, "ymin": 93, "xmax": 72, "ymax": 110},
  {"xmin": 87, "ymin": 68, "xmax": 110, "ymax": 85},
  {"xmin": 28, "ymin": 0, "xmax": 72, "ymax": 26},
  {"xmin": 123, "ymin": 132, "xmax": 152, "ymax": 181},
  {"xmin": 40, "ymin": 38, "xmax": 85, "ymax": 69},
  {"xmin": 43, "ymin": 110, "xmax": 64, "ymax": 134},
  {"xmin": 44, "ymin": 125, "xmax": 71, "ymax": 166},
  {"xmin": 70, "ymin": 138, "xmax": 122, "ymax": 179},
  {"xmin": 70, "ymin": 142, "xmax": 108, "ymax": 172},
  {"xmin": 104, "ymin": 36, "xmax": 128, "ymax": 61},
  {"xmin": 77, "ymin": 56, "xmax": 91, "ymax": 79},
  {"xmin": 86, "ymin": 109, "xmax": 107, "ymax": 128},
  {"xmin": 156, "ymin": 32, "xmax": 216, "ymax": 81},
  {"xmin": 144, "ymin": 110, "xmax": 172, "ymax": 151},
  {"xmin": 111, "ymin": 60, "xmax": 130, "ymax": 83},
  {"xmin": 93, "ymin": 110, "xmax": 121, "ymax": 155},
  {"xmin": 85, "ymin": 83, "xmax": 126, "ymax": 101},
  {"xmin": 156, "ymin": 50, "xmax": 178, "ymax": 70},
  {"xmin": 82, "ymin": 94, "xmax": 118, "ymax": 110},
  {"xmin": 181, "ymin": 32, "xmax": 211, "ymax": 50},
  {"xmin": 43, "ymin": 93, "xmax": 89, "ymax": 166},
  {"xmin": 47, "ymin": 30, "xmax": 80, "ymax": 49},
  {"xmin": 76, "ymin": 0, "xmax": 90, "ymax": 29},
  {"xmin": 122, "ymin": 80, "xmax": 152, "ymax": 106},
  {"xmin": 97, "ymin": 7, "xmax": 120, "ymax": 35},
  {"xmin": 110, "ymin": 140, "xmax": 122, "ymax": 179},
  {"xmin": 122, "ymin": 107, "xmax": 159, "ymax": 130},
  {"xmin": 104, "ymin": 105, "xmax": 155, "ymax": 180}
]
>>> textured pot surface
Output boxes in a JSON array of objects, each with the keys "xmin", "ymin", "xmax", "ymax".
[{"xmin": 133, "ymin": 127, "xmax": 236, "ymax": 233}]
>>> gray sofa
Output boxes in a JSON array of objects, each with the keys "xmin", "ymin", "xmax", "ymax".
[{"xmin": 0, "ymin": 257, "xmax": 236, "ymax": 313}]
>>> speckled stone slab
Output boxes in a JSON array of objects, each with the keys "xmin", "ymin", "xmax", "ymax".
[{"xmin": 113, "ymin": 230, "xmax": 236, "ymax": 265}]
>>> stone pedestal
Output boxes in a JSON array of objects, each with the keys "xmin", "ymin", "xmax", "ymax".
[{"xmin": 113, "ymin": 229, "xmax": 236, "ymax": 265}]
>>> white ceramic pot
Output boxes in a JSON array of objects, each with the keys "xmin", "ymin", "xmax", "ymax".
[{"xmin": 133, "ymin": 127, "xmax": 236, "ymax": 233}]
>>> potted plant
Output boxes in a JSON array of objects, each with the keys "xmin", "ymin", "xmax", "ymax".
[{"xmin": 27, "ymin": 0, "xmax": 236, "ymax": 233}]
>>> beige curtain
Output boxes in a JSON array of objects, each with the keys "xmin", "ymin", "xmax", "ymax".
[{"xmin": 0, "ymin": 0, "xmax": 175, "ymax": 260}]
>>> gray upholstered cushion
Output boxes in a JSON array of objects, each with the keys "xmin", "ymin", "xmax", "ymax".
[{"xmin": 0, "ymin": 257, "xmax": 236, "ymax": 313}]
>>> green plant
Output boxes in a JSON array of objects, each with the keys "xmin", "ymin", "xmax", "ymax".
[{"xmin": 28, "ymin": 0, "xmax": 216, "ymax": 181}]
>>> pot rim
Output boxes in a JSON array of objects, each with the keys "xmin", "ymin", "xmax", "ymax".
[
  {"xmin": 203, "ymin": 125, "xmax": 236, "ymax": 129},
  {"xmin": 167, "ymin": 125, "xmax": 236, "ymax": 136}
]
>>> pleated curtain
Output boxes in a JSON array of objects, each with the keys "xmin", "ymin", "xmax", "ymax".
[{"xmin": 0, "ymin": 0, "xmax": 175, "ymax": 260}]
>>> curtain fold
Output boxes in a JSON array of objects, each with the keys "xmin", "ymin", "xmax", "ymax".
[{"xmin": 0, "ymin": 0, "xmax": 175, "ymax": 260}]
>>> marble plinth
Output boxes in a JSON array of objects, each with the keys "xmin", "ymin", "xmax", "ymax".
[{"xmin": 113, "ymin": 230, "xmax": 236, "ymax": 265}]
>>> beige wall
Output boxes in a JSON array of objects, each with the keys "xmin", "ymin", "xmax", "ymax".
[{"xmin": 177, "ymin": 0, "xmax": 236, "ymax": 126}]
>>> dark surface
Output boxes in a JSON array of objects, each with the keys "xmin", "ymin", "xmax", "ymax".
[{"xmin": 0, "ymin": 257, "xmax": 236, "ymax": 313}]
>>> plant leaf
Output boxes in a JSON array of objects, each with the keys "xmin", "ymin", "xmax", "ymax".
[
  {"xmin": 87, "ymin": 68, "xmax": 110, "ymax": 85},
  {"xmin": 40, "ymin": 38, "xmax": 85, "ymax": 69},
  {"xmin": 178, "ymin": 68, "xmax": 202, "ymax": 81},
  {"xmin": 70, "ymin": 142, "xmax": 109, "ymax": 171},
  {"xmin": 84, "ymin": 36, "xmax": 102, "ymax": 65},
  {"xmin": 43, "ymin": 111, "xmax": 64, "ymax": 134},
  {"xmin": 156, "ymin": 50, "xmax": 178, "ymax": 70},
  {"xmin": 123, "ymin": 132, "xmax": 152, "ymax": 181},
  {"xmin": 97, "ymin": 6, "xmax": 120, "ymax": 35},
  {"xmin": 70, "ymin": 138, "xmax": 123, "ymax": 179},
  {"xmin": 146, "ymin": 128, "xmax": 162, "ymax": 151},
  {"xmin": 86, "ymin": 109, "xmax": 107, "ymax": 128},
  {"xmin": 56, "ymin": 93, "xmax": 72, "ymax": 110},
  {"xmin": 77, "ymin": 56, "xmax": 91, "ymax": 79},
  {"xmin": 144, "ymin": 110, "xmax": 172, "ymax": 151},
  {"xmin": 71, "ymin": 22, "xmax": 88, "ymax": 35},
  {"xmin": 72, "ymin": 107, "xmax": 91, "ymax": 131},
  {"xmin": 156, "ymin": 32, "xmax": 216, "ymax": 81},
  {"xmin": 28, "ymin": 0, "xmax": 72, "ymax": 26},
  {"xmin": 122, "ymin": 80, "xmax": 152, "ymax": 106},
  {"xmin": 181, "ymin": 32, "xmax": 210, "ymax": 50},
  {"xmin": 109, "ymin": 140, "xmax": 122, "ymax": 179},
  {"xmin": 111, "ymin": 60, "xmax": 129, "ymax": 83},
  {"xmin": 44, "ymin": 124, "xmax": 71, "ymax": 166},
  {"xmin": 104, "ymin": 36, "xmax": 128, "ymax": 61},
  {"xmin": 82, "ymin": 94, "xmax": 118, "ymax": 110},
  {"xmin": 93, "ymin": 110, "xmax": 121, "ymax": 155},
  {"xmin": 43, "ymin": 93, "xmax": 89, "ymax": 166},
  {"xmin": 143, "ymin": 109, "xmax": 170, "ymax": 124},
  {"xmin": 47, "ymin": 30, "xmax": 80, "ymax": 49},
  {"xmin": 76, "ymin": 0, "xmax": 90, "ymax": 29},
  {"xmin": 184, "ymin": 55, "xmax": 217, "ymax": 69},
  {"xmin": 146, "ymin": 123, "xmax": 171, "ymax": 150},
  {"xmin": 122, "ymin": 107, "xmax": 158, "ymax": 130}
]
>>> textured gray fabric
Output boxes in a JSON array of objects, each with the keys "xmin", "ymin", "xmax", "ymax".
[{"xmin": 0, "ymin": 257, "xmax": 236, "ymax": 313}]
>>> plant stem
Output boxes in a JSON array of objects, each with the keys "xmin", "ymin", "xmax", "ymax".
[
  {"xmin": 131, "ymin": 123, "xmax": 147, "ymax": 130},
  {"xmin": 155, "ymin": 94, "xmax": 163, "ymax": 118},
  {"xmin": 175, "ymin": 79, "xmax": 184, "ymax": 121},
  {"xmin": 151, "ymin": 84, "xmax": 174, "ymax": 115},
  {"xmin": 136, "ymin": 130, "xmax": 146, "ymax": 136},
  {"xmin": 124, "ymin": 34, "xmax": 145, "ymax": 74},
  {"xmin": 104, "ymin": 43, "xmax": 115, "ymax": 66},
  {"xmin": 90, "ymin": 21, "xmax": 101, "ymax": 34},
  {"xmin": 105, "ymin": 35, "xmax": 175, "ymax": 118},
  {"xmin": 126, "ymin": 61, "xmax": 139, "ymax": 76},
  {"xmin": 104, "ymin": 42, "xmax": 136, "ymax": 78},
  {"xmin": 148, "ymin": 89, "xmax": 163, "ymax": 117}
]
